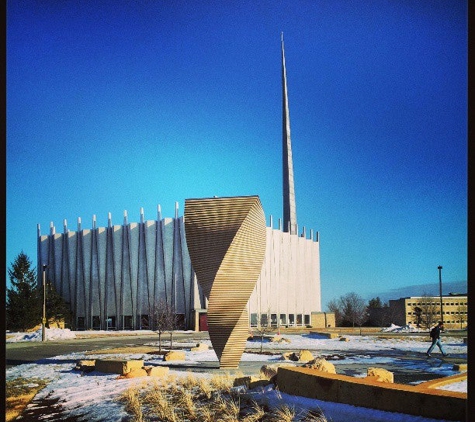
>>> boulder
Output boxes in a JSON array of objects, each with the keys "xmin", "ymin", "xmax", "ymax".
[
  {"xmin": 145, "ymin": 366, "xmax": 170, "ymax": 377},
  {"xmin": 281, "ymin": 352, "xmax": 297, "ymax": 361},
  {"xmin": 303, "ymin": 358, "xmax": 336, "ymax": 374},
  {"xmin": 163, "ymin": 350, "xmax": 186, "ymax": 361},
  {"xmin": 452, "ymin": 364, "xmax": 467, "ymax": 372},
  {"xmin": 233, "ymin": 376, "xmax": 270, "ymax": 390},
  {"xmin": 191, "ymin": 343, "xmax": 209, "ymax": 352},
  {"xmin": 260, "ymin": 365, "xmax": 278, "ymax": 379},
  {"xmin": 260, "ymin": 363, "xmax": 295, "ymax": 380},
  {"xmin": 367, "ymin": 367, "xmax": 394, "ymax": 383},
  {"xmin": 75, "ymin": 359, "xmax": 96, "ymax": 372},
  {"xmin": 271, "ymin": 335, "xmax": 291, "ymax": 343},
  {"xmin": 339, "ymin": 337, "xmax": 349, "ymax": 342},
  {"xmin": 95, "ymin": 359, "xmax": 144, "ymax": 375},
  {"xmin": 124, "ymin": 368, "xmax": 148, "ymax": 378},
  {"xmin": 298, "ymin": 350, "xmax": 314, "ymax": 362},
  {"xmin": 282, "ymin": 351, "xmax": 313, "ymax": 361},
  {"xmin": 310, "ymin": 331, "xmax": 339, "ymax": 339}
]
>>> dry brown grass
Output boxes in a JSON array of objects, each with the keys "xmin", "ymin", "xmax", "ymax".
[
  {"xmin": 5, "ymin": 378, "xmax": 48, "ymax": 422},
  {"xmin": 119, "ymin": 372, "xmax": 329, "ymax": 422},
  {"xmin": 209, "ymin": 371, "xmax": 243, "ymax": 393}
]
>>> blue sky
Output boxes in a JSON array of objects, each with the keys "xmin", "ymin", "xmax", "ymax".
[{"xmin": 7, "ymin": 1, "xmax": 467, "ymax": 310}]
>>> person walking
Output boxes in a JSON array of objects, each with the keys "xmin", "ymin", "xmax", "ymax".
[{"xmin": 426, "ymin": 321, "xmax": 448, "ymax": 357}]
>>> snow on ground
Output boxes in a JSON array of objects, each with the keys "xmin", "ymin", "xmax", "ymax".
[{"xmin": 6, "ymin": 328, "xmax": 467, "ymax": 422}]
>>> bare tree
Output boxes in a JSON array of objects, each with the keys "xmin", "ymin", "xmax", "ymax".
[
  {"xmin": 454, "ymin": 303, "xmax": 468, "ymax": 329},
  {"xmin": 417, "ymin": 293, "xmax": 440, "ymax": 329},
  {"xmin": 253, "ymin": 309, "xmax": 274, "ymax": 353},
  {"xmin": 340, "ymin": 292, "xmax": 367, "ymax": 330},
  {"xmin": 327, "ymin": 293, "xmax": 367, "ymax": 331},
  {"xmin": 150, "ymin": 299, "xmax": 176, "ymax": 353}
]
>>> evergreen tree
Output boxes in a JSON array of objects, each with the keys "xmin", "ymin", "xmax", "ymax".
[
  {"xmin": 45, "ymin": 282, "xmax": 72, "ymax": 328},
  {"xmin": 6, "ymin": 252, "xmax": 42, "ymax": 331}
]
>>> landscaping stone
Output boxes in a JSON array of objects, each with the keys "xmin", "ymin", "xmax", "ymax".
[
  {"xmin": 74, "ymin": 359, "xmax": 96, "ymax": 372},
  {"xmin": 271, "ymin": 335, "xmax": 291, "ymax": 343},
  {"xmin": 163, "ymin": 350, "xmax": 186, "ymax": 361},
  {"xmin": 95, "ymin": 359, "xmax": 144, "ymax": 375},
  {"xmin": 452, "ymin": 363, "xmax": 467, "ymax": 372},
  {"xmin": 298, "ymin": 350, "xmax": 314, "ymax": 362},
  {"xmin": 303, "ymin": 358, "xmax": 336, "ymax": 374},
  {"xmin": 367, "ymin": 367, "xmax": 394, "ymax": 383},
  {"xmin": 233, "ymin": 376, "xmax": 270, "ymax": 390},
  {"xmin": 145, "ymin": 366, "xmax": 170, "ymax": 377},
  {"xmin": 124, "ymin": 368, "xmax": 148, "ymax": 378},
  {"xmin": 310, "ymin": 331, "xmax": 339, "ymax": 339},
  {"xmin": 191, "ymin": 343, "xmax": 209, "ymax": 352},
  {"xmin": 281, "ymin": 352, "xmax": 296, "ymax": 361}
]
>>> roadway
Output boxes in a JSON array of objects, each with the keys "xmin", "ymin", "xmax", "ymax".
[{"xmin": 5, "ymin": 331, "xmax": 209, "ymax": 368}]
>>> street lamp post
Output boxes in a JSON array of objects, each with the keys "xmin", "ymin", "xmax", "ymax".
[
  {"xmin": 438, "ymin": 266, "xmax": 443, "ymax": 324},
  {"xmin": 42, "ymin": 264, "xmax": 47, "ymax": 341}
]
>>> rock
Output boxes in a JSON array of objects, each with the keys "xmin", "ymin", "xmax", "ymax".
[
  {"xmin": 339, "ymin": 337, "xmax": 349, "ymax": 341},
  {"xmin": 260, "ymin": 363, "xmax": 295, "ymax": 380},
  {"xmin": 271, "ymin": 335, "xmax": 291, "ymax": 343},
  {"xmin": 367, "ymin": 367, "xmax": 394, "ymax": 383},
  {"xmin": 145, "ymin": 366, "xmax": 170, "ymax": 377},
  {"xmin": 298, "ymin": 350, "xmax": 314, "ymax": 362},
  {"xmin": 191, "ymin": 343, "xmax": 209, "ymax": 352},
  {"xmin": 75, "ymin": 359, "xmax": 96, "ymax": 372},
  {"xmin": 124, "ymin": 368, "xmax": 148, "ymax": 378},
  {"xmin": 282, "ymin": 352, "xmax": 296, "ymax": 361},
  {"xmin": 260, "ymin": 365, "xmax": 278, "ymax": 379},
  {"xmin": 163, "ymin": 350, "xmax": 186, "ymax": 361},
  {"xmin": 95, "ymin": 359, "xmax": 144, "ymax": 375},
  {"xmin": 233, "ymin": 376, "xmax": 270, "ymax": 390},
  {"xmin": 282, "ymin": 351, "xmax": 312, "ymax": 361},
  {"xmin": 453, "ymin": 364, "xmax": 467, "ymax": 372},
  {"xmin": 303, "ymin": 358, "xmax": 336, "ymax": 374}
]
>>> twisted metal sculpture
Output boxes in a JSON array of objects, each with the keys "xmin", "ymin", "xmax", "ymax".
[{"xmin": 184, "ymin": 196, "xmax": 266, "ymax": 368}]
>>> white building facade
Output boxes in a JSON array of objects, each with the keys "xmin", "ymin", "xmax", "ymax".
[{"xmin": 37, "ymin": 204, "xmax": 321, "ymax": 331}]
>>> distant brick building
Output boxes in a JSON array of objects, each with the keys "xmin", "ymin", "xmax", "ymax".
[{"xmin": 389, "ymin": 294, "xmax": 467, "ymax": 329}]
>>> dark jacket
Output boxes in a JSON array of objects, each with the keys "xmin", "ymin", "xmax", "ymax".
[{"xmin": 430, "ymin": 325, "xmax": 442, "ymax": 339}]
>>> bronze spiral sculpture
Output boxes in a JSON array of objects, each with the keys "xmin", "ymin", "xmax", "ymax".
[{"xmin": 184, "ymin": 196, "xmax": 266, "ymax": 368}]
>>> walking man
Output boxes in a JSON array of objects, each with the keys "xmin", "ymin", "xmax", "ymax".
[{"xmin": 427, "ymin": 321, "xmax": 448, "ymax": 357}]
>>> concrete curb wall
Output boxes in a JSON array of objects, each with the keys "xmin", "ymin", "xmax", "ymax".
[{"xmin": 276, "ymin": 367, "xmax": 466, "ymax": 421}]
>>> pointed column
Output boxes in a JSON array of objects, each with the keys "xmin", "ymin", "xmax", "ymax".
[{"xmin": 281, "ymin": 32, "xmax": 297, "ymax": 235}]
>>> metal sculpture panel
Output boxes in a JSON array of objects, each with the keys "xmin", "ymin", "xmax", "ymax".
[{"xmin": 184, "ymin": 196, "xmax": 266, "ymax": 368}]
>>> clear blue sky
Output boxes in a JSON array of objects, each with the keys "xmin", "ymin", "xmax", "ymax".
[{"xmin": 7, "ymin": 1, "xmax": 467, "ymax": 310}]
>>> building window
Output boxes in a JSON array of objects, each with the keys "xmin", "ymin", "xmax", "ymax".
[
  {"xmin": 77, "ymin": 317, "xmax": 85, "ymax": 330},
  {"xmin": 140, "ymin": 314, "xmax": 149, "ymax": 329},
  {"xmin": 260, "ymin": 314, "xmax": 268, "ymax": 327},
  {"xmin": 271, "ymin": 314, "xmax": 278, "ymax": 327},
  {"xmin": 289, "ymin": 314, "xmax": 295, "ymax": 326},
  {"xmin": 123, "ymin": 315, "xmax": 133, "ymax": 330},
  {"xmin": 107, "ymin": 316, "xmax": 116, "ymax": 330},
  {"xmin": 304, "ymin": 314, "xmax": 310, "ymax": 325},
  {"xmin": 92, "ymin": 316, "xmax": 101, "ymax": 330},
  {"xmin": 250, "ymin": 313, "xmax": 258, "ymax": 327},
  {"xmin": 280, "ymin": 314, "xmax": 287, "ymax": 325},
  {"xmin": 175, "ymin": 314, "xmax": 185, "ymax": 330},
  {"xmin": 296, "ymin": 314, "xmax": 303, "ymax": 325}
]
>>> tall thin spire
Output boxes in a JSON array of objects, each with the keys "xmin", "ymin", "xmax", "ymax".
[{"xmin": 281, "ymin": 32, "xmax": 297, "ymax": 235}]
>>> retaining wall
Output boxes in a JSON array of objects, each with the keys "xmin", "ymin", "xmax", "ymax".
[{"xmin": 276, "ymin": 367, "xmax": 466, "ymax": 421}]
